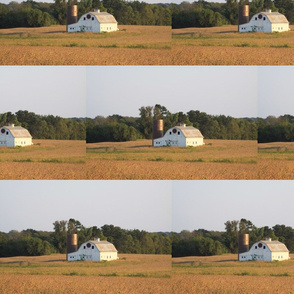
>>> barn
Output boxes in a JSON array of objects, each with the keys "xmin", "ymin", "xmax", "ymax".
[
  {"xmin": 0, "ymin": 124, "xmax": 32, "ymax": 147},
  {"xmin": 67, "ymin": 238, "xmax": 118, "ymax": 262},
  {"xmin": 153, "ymin": 124, "xmax": 204, "ymax": 147},
  {"xmin": 239, "ymin": 9, "xmax": 289, "ymax": 33},
  {"xmin": 67, "ymin": 9, "xmax": 118, "ymax": 33},
  {"xmin": 239, "ymin": 238, "xmax": 290, "ymax": 261}
]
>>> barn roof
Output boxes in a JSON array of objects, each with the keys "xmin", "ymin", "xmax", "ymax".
[
  {"xmin": 174, "ymin": 126, "xmax": 204, "ymax": 138},
  {"xmin": 91, "ymin": 240, "xmax": 118, "ymax": 252},
  {"xmin": 262, "ymin": 240, "xmax": 289, "ymax": 252},
  {"xmin": 90, "ymin": 12, "xmax": 118, "ymax": 24},
  {"xmin": 2, "ymin": 125, "xmax": 32, "ymax": 138},
  {"xmin": 258, "ymin": 12, "xmax": 289, "ymax": 23}
]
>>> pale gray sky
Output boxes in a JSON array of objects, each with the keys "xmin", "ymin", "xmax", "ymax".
[
  {"xmin": 172, "ymin": 181, "xmax": 294, "ymax": 232},
  {"xmin": 258, "ymin": 66, "xmax": 294, "ymax": 118},
  {"xmin": 0, "ymin": 66, "xmax": 86, "ymax": 118},
  {"xmin": 87, "ymin": 66, "xmax": 258, "ymax": 119},
  {"xmin": 0, "ymin": 181, "xmax": 171, "ymax": 233}
]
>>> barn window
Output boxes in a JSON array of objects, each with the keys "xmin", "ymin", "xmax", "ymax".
[
  {"xmin": 263, "ymin": 246, "xmax": 266, "ymax": 249},
  {"xmin": 92, "ymin": 246, "xmax": 94, "ymax": 249},
  {"xmin": 255, "ymin": 17, "xmax": 257, "ymax": 20},
  {"xmin": 178, "ymin": 131, "xmax": 180, "ymax": 135},
  {"xmin": 92, "ymin": 17, "xmax": 94, "ymax": 20},
  {"xmin": 169, "ymin": 132, "xmax": 171, "ymax": 135},
  {"xmin": 84, "ymin": 17, "xmax": 86, "ymax": 20},
  {"xmin": 84, "ymin": 246, "xmax": 86, "ymax": 249},
  {"xmin": 1, "ymin": 129, "xmax": 5, "ymax": 134},
  {"xmin": 255, "ymin": 246, "xmax": 257, "ymax": 249},
  {"xmin": 263, "ymin": 17, "xmax": 265, "ymax": 20},
  {"xmin": 6, "ymin": 131, "xmax": 8, "ymax": 135}
]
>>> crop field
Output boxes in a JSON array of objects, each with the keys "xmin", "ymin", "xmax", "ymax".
[
  {"xmin": 0, "ymin": 25, "xmax": 171, "ymax": 65},
  {"xmin": 86, "ymin": 139, "xmax": 258, "ymax": 179},
  {"xmin": 257, "ymin": 142, "xmax": 294, "ymax": 179},
  {"xmin": 172, "ymin": 25, "xmax": 294, "ymax": 65},
  {"xmin": 0, "ymin": 140, "xmax": 86, "ymax": 179},
  {"xmin": 0, "ymin": 254, "xmax": 171, "ymax": 294},
  {"xmin": 172, "ymin": 254, "xmax": 294, "ymax": 293}
]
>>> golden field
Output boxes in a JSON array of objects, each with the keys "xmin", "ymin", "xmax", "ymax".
[
  {"xmin": 0, "ymin": 25, "xmax": 171, "ymax": 65},
  {"xmin": 172, "ymin": 25, "xmax": 294, "ymax": 65},
  {"xmin": 1, "ymin": 24, "xmax": 294, "ymax": 65},
  {"xmin": 86, "ymin": 139, "xmax": 258, "ymax": 179},
  {"xmin": 172, "ymin": 254, "xmax": 294, "ymax": 293},
  {"xmin": 0, "ymin": 254, "xmax": 171, "ymax": 294},
  {"xmin": 257, "ymin": 142, "xmax": 294, "ymax": 179},
  {"xmin": 0, "ymin": 140, "xmax": 86, "ymax": 179}
]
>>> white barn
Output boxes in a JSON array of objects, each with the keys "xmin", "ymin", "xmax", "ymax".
[
  {"xmin": 67, "ymin": 239, "xmax": 118, "ymax": 262},
  {"xmin": 0, "ymin": 124, "xmax": 32, "ymax": 147},
  {"xmin": 239, "ymin": 10, "xmax": 289, "ymax": 33},
  {"xmin": 153, "ymin": 124, "xmax": 204, "ymax": 147},
  {"xmin": 239, "ymin": 238, "xmax": 290, "ymax": 262},
  {"xmin": 67, "ymin": 10, "xmax": 118, "ymax": 33}
]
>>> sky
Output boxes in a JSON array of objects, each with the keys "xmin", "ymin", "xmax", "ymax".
[
  {"xmin": 87, "ymin": 66, "xmax": 258, "ymax": 119},
  {"xmin": 0, "ymin": 181, "xmax": 171, "ymax": 233},
  {"xmin": 172, "ymin": 181, "xmax": 294, "ymax": 232},
  {"xmin": 0, "ymin": 66, "xmax": 86, "ymax": 118},
  {"xmin": 258, "ymin": 66, "xmax": 294, "ymax": 118}
]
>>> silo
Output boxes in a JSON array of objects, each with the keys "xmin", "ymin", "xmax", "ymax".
[
  {"xmin": 238, "ymin": 5, "xmax": 249, "ymax": 31},
  {"xmin": 238, "ymin": 233, "xmax": 249, "ymax": 261},
  {"xmin": 152, "ymin": 119, "xmax": 164, "ymax": 145},
  {"xmin": 66, "ymin": 234, "xmax": 78, "ymax": 261},
  {"xmin": 66, "ymin": 5, "xmax": 78, "ymax": 31}
]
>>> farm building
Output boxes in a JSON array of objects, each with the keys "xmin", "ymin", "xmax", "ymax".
[
  {"xmin": 0, "ymin": 124, "xmax": 32, "ymax": 147},
  {"xmin": 67, "ymin": 9, "xmax": 118, "ymax": 33},
  {"xmin": 239, "ymin": 9, "xmax": 289, "ymax": 33},
  {"xmin": 67, "ymin": 238, "xmax": 118, "ymax": 262},
  {"xmin": 239, "ymin": 238, "xmax": 290, "ymax": 262},
  {"xmin": 153, "ymin": 124, "xmax": 204, "ymax": 147}
]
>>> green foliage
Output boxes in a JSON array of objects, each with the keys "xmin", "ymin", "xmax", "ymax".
[
  {"xmin": 258, "ymin": 115, "xmax": 294, "ymax": 143},
  {"xmin": 0, "ymin": 0, "xmax": 171, "ymax": 28},
  {"xmin": 0, "ymin": 111, "xmax": 85, "ymax": 140},
  {"xmin": 86, "ymin": 105, "xmax": 257, "ymax": 143}
]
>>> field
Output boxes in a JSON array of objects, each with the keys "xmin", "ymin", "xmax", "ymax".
[
  {"xmin": 0, "ymin": 254, "xmax": 171, "ymax": 294},
  {"xmin": 86, "ymin": 139, "xmax": 258, "ymax": 179},
  {"xmin": 172, "ymin": 254, "xmax": 294, "ymax": 293},
  {"xmin": 172, "ymin": 25, "xmax": 294, "ymax": 65},
  {"xmin": 0, "ymin": 139, "xmax": 86, "ymax": 179},
  {"xmin": 257, "ymin": 142, "xmax": 294, "ymax": 179},
  {"xmin": 0, "ymin": 25, "xmax": 171, "ymax": 65}
]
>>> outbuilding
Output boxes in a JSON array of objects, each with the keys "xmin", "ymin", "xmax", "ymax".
[
  {"xmin": 239, "ymin": 238, "xmax": 290, "ymax": 261},
  {"xmin": 153, "ymin": 124, "xmax": 204, "ymax": 147},
  {"xmin": 0, "ymin": 124, "xmax": 32, "ymax": 147},
  {"xmin": 239, "ymin": 9, "xmax": 289, "ymax": 33},
  {"xmin": 67, "ymin": 10, "xmax": 118, "ymax": 33},
  {"xmin": 67, "ymin": 238, "xmax": 118, "ymax": 262}
]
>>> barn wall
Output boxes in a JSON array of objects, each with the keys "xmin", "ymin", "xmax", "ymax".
[{"xmin": 0, "ymin": 129, "xmax": 15, "ymax": 147}]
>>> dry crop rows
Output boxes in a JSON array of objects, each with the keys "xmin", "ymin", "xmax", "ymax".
[
  {"xmin": 172, "ymin": 254, "xmax": 294, "ymax": 293},
  {"xmin": 1, "ymin": 254, "xmax": 294, "ymax": 293},
  {"xmin": 0, "ymin": 254, "xmax": 171, "ymax": 294},
  {"xmin": 1, "ymin": 25, "xmax": 294, "ymax": 65},
  {"xmin": 1, "ymin": 139, "xmax": 294, "ymax": 179}
]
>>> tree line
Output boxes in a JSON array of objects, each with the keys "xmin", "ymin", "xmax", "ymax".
[
  {"xmin": 258, "ymin": 115, "xmax": 294, "ymax": 143},
  {"xmin": 0, "ymin": 111, "xmax": 85, "ymax": 140},
  {"xmin": 0, "ymin": 0, "xmax": 171, "ymax": 29},
  {"xmin": 0, "ymin": 219, "xmax": 171, "ymax": 257},
  {"xmin": 86, "ymin": 104, "xmax": 257, "ymax": 143},
  {"xmin": 172, "ymin": 0, "xmax": 294, "ymax": 29},
  {"xmin": 172, "ymin": 218, "xmax": 294, "ymax": 257}
]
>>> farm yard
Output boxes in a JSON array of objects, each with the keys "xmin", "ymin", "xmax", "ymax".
[
  {"xmin": 86, "ymin": 139, "xmax": 258, "ymax": 180},
  {"xmin": 0, "ymin": 25, "xmax": 171, "ymax": 65},
  {"xmin": 0, "ymin": 254, "xmax": 171, "ymax": 294},
  {"xmin": 172, "ymin": 25, "xmax": 294, "ymax": 65},
  {"xmin": 172, "ymin": 254, "xmax": 294, "ymax": 293},
  {"xmin": 0, "ymin": 140, "xmax": 86, "ymax": 179}
]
